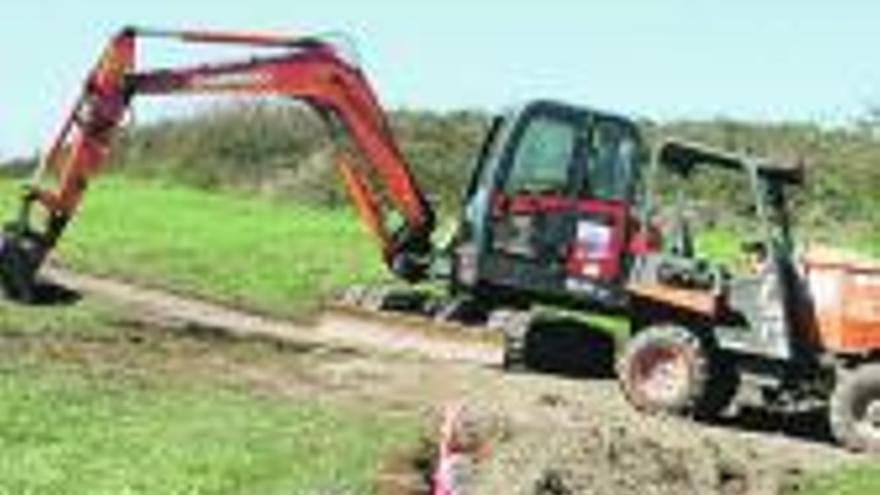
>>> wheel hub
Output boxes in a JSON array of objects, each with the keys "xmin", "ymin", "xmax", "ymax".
[
  {"xmin": 634, "ymin": 346, "xmax": 691, "ymax": 405},
  {"xmin": 859, "ymin": 399, "xmax": 880, "ymax": 440}
]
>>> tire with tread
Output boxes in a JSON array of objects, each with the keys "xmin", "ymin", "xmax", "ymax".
[
  {"xmin": 617, "ymin": 323, "xmax": 739, "ymax": 419},
  {"xmin": 829, "ymin": 363, "xmax": 880, "ymax": 453}
]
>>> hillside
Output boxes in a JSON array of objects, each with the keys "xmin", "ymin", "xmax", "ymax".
[{"xmin": 4, "ymin": 103, "xmax": 879, "ymax": 253}]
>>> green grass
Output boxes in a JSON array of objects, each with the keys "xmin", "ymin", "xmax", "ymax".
[
  {"xmin": 3, "ymin": 175, "xmax": 878, "ymax": 494},
  {"xmin": 852, "ymin": 231, "xmax": 880, "ymax": 258},
  {"xmin": 2, "ymin": 176, "xmax": 877, "ymax": 319},
  {"xmin": 695, "ymin": 229, "xmax": 743, "ymax": 265},
  {"xmin": 696, "ymin": 227, "xmax": 880, "ymax": 269},
  {"xmin": 0, "ymin": 297, "xmax": 122, "ymax": 339},
  {"xmin": 0, "ymin": 178, "xmax": 416, "ymax": 494},
  {"xmin": 0, "ymin": 291, "xmax": 419, "ymax": 495},
  {"xmin": 801, "ymin": 465, "xmax": 880, "ymax": 495},
  {"xmin": 0, "ymin": 361, "xmax": 415, "ymax": 495},
  {"xmin": 1, "ymin": 176, "xmax": 386, "ymax": 319}
]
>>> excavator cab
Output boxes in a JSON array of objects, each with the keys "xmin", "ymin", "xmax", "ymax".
[{"xmin": 452, "ymin": 100, "xmax": 654, "ymax": 310}]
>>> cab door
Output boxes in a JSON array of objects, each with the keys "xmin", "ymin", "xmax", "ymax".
[
  {"xmin": 479, "ymin": 104, "xmax": 642, "ymax": 305},
  {"xmin": 482, "ymin": 106, "xmax": 582, "ymax": 295},
  {"xmin": 564, "ymin": 118, "xmax": 642, "ymax": 291}
]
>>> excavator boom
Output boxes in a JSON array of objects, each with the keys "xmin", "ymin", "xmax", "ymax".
[{"xmin": 0, "ymin": 27, "xmax": 435, "ymax": 300}]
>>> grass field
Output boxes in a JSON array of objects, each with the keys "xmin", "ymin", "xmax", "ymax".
[
  {"xmin": 0, "ymin": 365, "xmax": 415, "ymax": 495},
  {"xmin": 2, "ymin": 177, "xmax": 387, "ymax": 319},
  {"xmin": 801, "ymin": 466, "xmax": 880, "ymax": 495},
  {"xmin": 0, "ymin": 297, "xmax": 420, "ymax": 495},
  {"xmin": 0, "ymin": 180, "xmax": 417, "ymax": 494},
  {"xmin": 1, "ymin": 176, "xmax": 877, "ymax": 320},
  {"xmin": 1, "ymin": 175, "xmax": 878, "ymax": 494}
]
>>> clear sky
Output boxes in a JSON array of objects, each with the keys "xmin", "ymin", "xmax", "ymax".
[{"xmin": 1, "ymin": 0, "xmax": 878, "ymax": 158}]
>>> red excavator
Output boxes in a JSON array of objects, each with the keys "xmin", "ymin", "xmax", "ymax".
[
  {"xmin": 0, "ymin": 27, "xmax": 438, "ymax": 298},
  {"xmin": 2, "ymin": 27, "xmax": 878, "ymax": 452},
  {"xmin": 0, "ymin": 26, "xmax": 653, "ymax": 304}
]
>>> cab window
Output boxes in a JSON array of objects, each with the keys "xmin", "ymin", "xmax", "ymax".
[
  {"xmin": 587, "ymin": 120, "xmax": 639, "ymax": 201},
  {"xmin": 505, "ymin": 116, "xmax": 576, "ymax": 195}
]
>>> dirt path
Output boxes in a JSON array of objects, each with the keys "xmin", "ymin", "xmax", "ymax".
[
  {"xmin": 44, "ymin": 267, "xmax": 500, "ymax": 365},
  {"xmin": 40, "ymin": 267, "xmax": 868, "ymax": 495}
]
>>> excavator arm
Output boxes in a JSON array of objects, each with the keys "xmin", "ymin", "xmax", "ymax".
[{"xmin": 0, "ymin": 27, "xmax": 435, "ymax": 300}]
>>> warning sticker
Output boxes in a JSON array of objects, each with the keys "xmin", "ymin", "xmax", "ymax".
[{"xmin": 577, "ymin": 221, "xmax": 612, "ymax": 260}]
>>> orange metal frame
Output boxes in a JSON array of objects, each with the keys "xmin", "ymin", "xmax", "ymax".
[
  {"xmin": 24, "ymin": 27, "xmax": 433, "ymax": 267},
  {"xmin": 804, "ymin": 256, "xmax": 880, "ymax": 354}
]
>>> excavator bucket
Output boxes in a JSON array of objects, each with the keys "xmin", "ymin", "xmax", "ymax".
[{"xmin": 0, "ymin": 223, "xmax": 45, "ymax": 302}]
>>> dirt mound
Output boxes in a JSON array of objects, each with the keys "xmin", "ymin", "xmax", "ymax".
[
  {"xmin": 470, "ymin": 421, "xmax": 804, "ymax": 495},
  {"xmin": 439, "ymin": 375, "xmax": 856, "ymax": 495}
]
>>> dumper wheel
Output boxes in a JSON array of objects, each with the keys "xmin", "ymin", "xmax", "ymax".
[
  {"xmin": 830, "ymin": 363, "xmax": 880, "ymax": 453},
  {"xmin": 618, "ymin": 324, "xmax": 738, "ymax": 419}
]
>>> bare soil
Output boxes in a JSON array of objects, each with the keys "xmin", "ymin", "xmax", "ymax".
[{"xmin": 35, "ymin": 268, "xmax": 867, "ymax": 495}]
